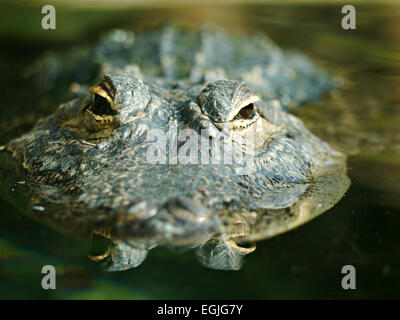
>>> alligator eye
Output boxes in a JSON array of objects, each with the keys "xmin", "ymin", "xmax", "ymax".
[
  {"xmin": 91, "ymin": 93, "xmax": 116, "ymax": 116},
  {"xmin": 79, "ymin": 77, "xmax": 119, "ymax": 140},
  {"xmin": 198, "ymin": 80, "xmax": 260, "ymax": 123},
  {"xmin": 88, "ymin": 77, "xmax": 117, "ymax": 116},
  {"xmin": 234, "ymin": 103, "xmax": 255, "ymax": 120}
]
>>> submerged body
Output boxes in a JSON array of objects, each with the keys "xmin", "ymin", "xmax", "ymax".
[{"xmin": 3, "ymin": 26, "xmax": 349, "ymax": 271}]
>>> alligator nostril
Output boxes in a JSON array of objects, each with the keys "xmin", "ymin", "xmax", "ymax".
[
  {"xmin": 165, "ymin": 196, "xmax": 213, "ymax": 224},
  {"xmin": 125, "ymin": 200, "xmax": 158, "ymax": 222}
]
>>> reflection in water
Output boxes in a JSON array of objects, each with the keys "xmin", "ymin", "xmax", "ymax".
[
  {"xmin": 0, "ymin": 2, "xmax": 399, "ymax": 299},
  {"xmin": 1, "ymin": 24, "xmax": 350, "ymax": 272}
]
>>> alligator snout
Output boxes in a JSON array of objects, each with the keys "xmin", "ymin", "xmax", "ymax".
[{"xmin": 114, "ymin": 196, "xmax": 222, "ymax": 248}]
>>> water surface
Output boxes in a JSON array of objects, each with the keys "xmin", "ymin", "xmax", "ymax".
[{"xmin": 0, "ymin": 2, "xmax": 399, "ymax": 299}]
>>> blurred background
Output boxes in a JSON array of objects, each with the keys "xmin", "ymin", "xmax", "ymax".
[{"xmin": 0, "ymin": 0, "xmax": 399, "ymax": 299}]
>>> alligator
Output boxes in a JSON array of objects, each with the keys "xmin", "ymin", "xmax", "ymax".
[{"xmin": 1, "ymin": 26, "xmax": 349, "ymax": 271}]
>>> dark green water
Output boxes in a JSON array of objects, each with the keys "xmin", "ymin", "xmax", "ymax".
[{"xmin": 0, "ymin": 2, "xmax": 399, "ymax": 299}]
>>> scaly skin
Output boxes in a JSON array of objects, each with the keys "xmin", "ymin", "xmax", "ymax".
[{"xmin": 3, "ymin": 26, "xmax": 349, "ymax": 271}]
